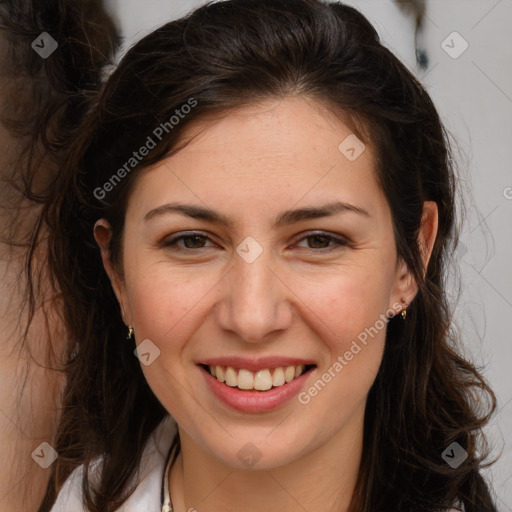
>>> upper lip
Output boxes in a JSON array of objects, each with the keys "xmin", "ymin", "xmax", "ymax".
[{"xmin": 198, "ymin": 356, "xmax": 316, "ymax": 372}]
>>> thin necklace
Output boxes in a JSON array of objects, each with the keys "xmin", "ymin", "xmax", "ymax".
[{"xmin": 161, "ymin": 433, "xmax": 180, "ymax": 512}]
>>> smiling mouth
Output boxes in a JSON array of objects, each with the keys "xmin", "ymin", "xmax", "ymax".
[{"xmin": 199, "ymin": 363, "xmax": 316, "ymax": 392}]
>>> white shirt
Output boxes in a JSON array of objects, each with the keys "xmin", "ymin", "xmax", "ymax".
[{"xmin": 50, "ymin": 414, "xmax": 178, "ymax": 511}]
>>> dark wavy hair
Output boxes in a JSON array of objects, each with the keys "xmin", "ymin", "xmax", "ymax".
[
  {"xmin": 0, "ymin": 0, "xmax": 119, "ymax": 341},
  {"xmin": 28, "ymin": 0, "xmax": 499, "ymax": 510}
]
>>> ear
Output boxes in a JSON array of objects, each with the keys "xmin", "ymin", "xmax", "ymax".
[
  {"xmin": 389, "ymin": 201, "xmax": 439, "ymax": 311},
  {"xmin": 417, "ymin": 201, "xmax": 438, "ymax": 280},
  {"xmin": 93, "ymin": 219, "xmax": 132, "ymax": 326}
]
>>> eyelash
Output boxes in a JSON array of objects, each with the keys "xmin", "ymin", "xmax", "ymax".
[{"xmin": 161, "ymin": 231, "xmax": 350, "ymax": 254}]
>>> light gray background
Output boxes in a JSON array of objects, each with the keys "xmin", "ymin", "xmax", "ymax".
[{"xmin": 104, "ymin": 0, "xmax": 512, "ymax": 508}]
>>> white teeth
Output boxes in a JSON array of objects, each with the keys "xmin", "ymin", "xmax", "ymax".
[
  {"xmin": 225, "ymin": 367, "xmax": 238, "ymax": 387},
  {"xmin": 284, "ymin": 366, "xmax": 296, "ymax": 383},
  {"xmin": 215, "ymin": 365, "xmax": 225, "ymax": 383},
  {"xmin": 272, "ymin": 367, "xmax": 285, "ymax": 386},
  {"xmin": 237, "ymin": 369, "xmax": 254, "ymax": 390},
  {"xmin": 207, "ymin": 364, "xmax": 308, "ymax": 390},
  {"xmin": 254, "ymin": 369, "xmax": 273, "ymax": 390}
]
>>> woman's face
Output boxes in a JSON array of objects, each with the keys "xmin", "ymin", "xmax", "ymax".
[{"xmin": 96, "ymin": 96, "xmax": 432, "ymax": 470}]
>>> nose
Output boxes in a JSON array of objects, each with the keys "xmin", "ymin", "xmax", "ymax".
[{"xmin": 214, "ymin": 248, "xmax": 294, "ymax": 343}]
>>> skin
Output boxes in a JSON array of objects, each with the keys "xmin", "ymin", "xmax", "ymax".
[
  {"xmin": 0, "ymin": 256, "xmax": 65, "ymax": 511},
  {"xmin": 95, "ymin": 96, "xmax": 438, "ymax": 512}
]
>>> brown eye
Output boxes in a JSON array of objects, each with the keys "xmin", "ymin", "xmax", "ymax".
[
  {"xmin": 295, "ymin": 232, "xmax": 349, "ymax": 252},
  {"xmin": 306, "ymin": 235, "xmax": 331, "ymax": 249},
  {"xmin": 162, "ymin": 232, "xmax": 215, "ymax": 250}
]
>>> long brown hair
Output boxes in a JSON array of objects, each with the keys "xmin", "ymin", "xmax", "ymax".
[
  {"xmin": 28, "ymin": 1, "xmax": 499, "ymax": 510},
  {"xmin": 0, "ymin": 0, "xmax": 120, "ymax": 344}
]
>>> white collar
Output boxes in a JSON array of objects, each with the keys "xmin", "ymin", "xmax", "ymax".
[{"xmin": 50, "ymin": 414, "xmax": 178, "ymax": 512}]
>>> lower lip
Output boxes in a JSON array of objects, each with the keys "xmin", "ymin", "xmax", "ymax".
[{"xmin": 199, "ymin": 365, "xmax": 315, "ymax": 413}]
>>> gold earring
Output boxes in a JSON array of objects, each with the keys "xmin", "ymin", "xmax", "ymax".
[
  {"xmin": 127, "ymin": 326, "xmax": 134, "ymax": 340},
  {"xmin": 400, "ymin": 297, "xmax": 407, "ymax": 320}
]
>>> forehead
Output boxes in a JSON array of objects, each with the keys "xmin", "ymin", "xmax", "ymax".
[
  {"xmin": 171, "ymin": 96, "xmax": 370, "ymax": 162},
  {"xmin": 126, "ymin": 96, "xmax": 386, "ymax": 224}
]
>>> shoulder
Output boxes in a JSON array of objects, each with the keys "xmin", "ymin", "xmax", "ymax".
[{"xmin": 50, "ymin": 414, "xmax": 178, "ymax": 511}]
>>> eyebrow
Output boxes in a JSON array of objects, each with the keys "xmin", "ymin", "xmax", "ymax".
[{"xmin": 143, "ymin": 200, "xmax": 370, "ymax": 229}]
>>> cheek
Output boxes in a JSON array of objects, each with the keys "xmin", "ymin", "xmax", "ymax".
[
  {"xmin": 298, "ymin": 260, "xmax": 395, "ymax": 341},
  {"xmin": 125, "ymin": 259, "xmax": 213, "ymax": 345},
  {"xmin": 124, "ymin": 264, "xmax": 212, "ymax": 419},
  {"xmin": 295, "ymin": 272, "xmax": 390, "ymax": 425},
  {"xmin": 293, "ymin": 262, "xmax": 394, "ymax": 398}
]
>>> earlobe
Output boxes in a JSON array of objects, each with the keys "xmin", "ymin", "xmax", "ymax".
[{"xmin": 393, "ymin": 258, "xmax": 418, "ymax": 313}]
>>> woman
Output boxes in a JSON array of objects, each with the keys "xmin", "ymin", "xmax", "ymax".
[{"xmin": 33, "ymin": 0, "xmax": 499, "ymax": 510}]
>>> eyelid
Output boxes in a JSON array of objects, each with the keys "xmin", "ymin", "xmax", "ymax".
[
  {"xmin": 293, "ymin": 231, "xmax": 351, "ymax": 253},
  {"xmin": 161, "ymin": 231, "xmax": 217, "ymax": 248}
]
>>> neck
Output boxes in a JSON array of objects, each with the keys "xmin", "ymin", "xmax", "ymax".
[{"xmin": 169, "ymin": 407, "xmax": 364, "ymax": 512}]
